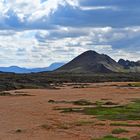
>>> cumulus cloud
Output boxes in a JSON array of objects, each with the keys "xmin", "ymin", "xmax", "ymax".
[
  {"xmin": 0, "ymin": 0, "xmax": 140, "ymax": 29},
  {"xmin": 0, "ymin": 26, "xmax": 140, "ymax": 67},
  {"xmin": 0, "ymin": 0, "xmax": 139, "ymax": 67}
]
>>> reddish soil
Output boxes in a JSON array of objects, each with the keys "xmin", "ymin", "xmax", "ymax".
[{"xmin": 0, "ymin": 82, "xmax": 140, "ymax": 140}]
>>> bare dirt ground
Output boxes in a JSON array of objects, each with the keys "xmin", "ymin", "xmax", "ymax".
[{"xmin": 0, "ymin": 82, "xmax": 140, "ymax": 140}]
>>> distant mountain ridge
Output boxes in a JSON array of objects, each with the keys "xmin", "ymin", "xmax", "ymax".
[
  {"xmin": 0, "ymin": 63, "xmax": 65, "ymax": 73},
  {"xmin": 56, "ymin": 50, "xmax": 124, "ymax": 73},
  {"xmin": 118, "ymin": 59, "xmax": 140, "ymax": 72},
  {"xmin": 118, "ymin": 59, "xmax": 140, "ymax": 68},
  {"xmin": 0, "ymin": 51, "xmax": 139, "ymax": 74}
]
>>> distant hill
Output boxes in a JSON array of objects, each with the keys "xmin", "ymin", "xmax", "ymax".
[
  {"xmin": 55, "ymin": 50, "xmax": 124, "ymax": 73},
  {"xmin": 118, "ymin": 59, "xmax": 140, "ymax": 68},
  {"xmin": 0, "ymin": 63, "xmax": 65, "ymax": 73},
  {"xmin": 1, "ymin": 51, "xmax": 139, "ymax": 74},
  {"xmin": 118, "ymin": 59, "xmax": 140, "ymax": 72}
]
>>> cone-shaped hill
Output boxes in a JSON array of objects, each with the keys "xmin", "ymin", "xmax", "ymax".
[{"xmin": 55, "ymin": 50, "xmax": 124, "ymax": 73}]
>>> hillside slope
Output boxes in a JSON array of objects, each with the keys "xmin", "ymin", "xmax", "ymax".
[{"xmin": 56, "ymin": 50, "xmax": 123, "ymax": 73}]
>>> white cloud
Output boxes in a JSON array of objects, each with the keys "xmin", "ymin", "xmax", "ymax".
[
  {"xmin": 0, "ymin": 1, "xmax": 139, "ymax": 67},
  {"xmin": 0, "ymin": 0, "xmax": 79, "ymax": 24},
  {"xmin": 0, "ymin": 26, "xmax": 140, "ymax": 67},
  {"xmin": 80, "ymin": 6, "xmax": 119, "ymax": 11}
]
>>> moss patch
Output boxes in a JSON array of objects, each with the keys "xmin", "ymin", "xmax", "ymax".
[
  {"xmin": 91, "ymin": 135, "xmax": 129, "ymax": 140},
  {"xmin": 57, "ymin": 100, "xmax": 140, "ymax": 121},
  {"xmin": 112, "ymin": 128, "xmax": 129, "ymax": 134}
]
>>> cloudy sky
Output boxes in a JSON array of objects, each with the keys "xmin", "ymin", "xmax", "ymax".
[{"xmin": 0, "ymin": 0, "xmax": 140, "ymax": 68}]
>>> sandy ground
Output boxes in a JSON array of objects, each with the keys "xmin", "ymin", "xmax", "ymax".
[{"xmin": 0, "ymin": 82, "xmax": 140, "ymax": 140}]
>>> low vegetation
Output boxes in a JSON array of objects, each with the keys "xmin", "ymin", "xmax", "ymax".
[
  {"xmin": 49, "ymin": 99, "xmax": 118, "ymax": 107},
  {"xmin": 91, "ymin": 135, "xmax": 129, "ymax": 140},
  {"xmin": 48, "ymin": 99, "xmax": 95, "ymax": 105},
  {"xmin": 57, "ymin": 123, "xmax": 71, "ymax": 129},
  {"xmin": 110, "ymin": 122, "xmax": 140, "ymax": 127},
  {"xmin": 0, "ymin": 91, "xmax": 32, "ymax": 96},
  {"xmin": 73, "ymin": 99, "xmax": 95, "ymax": 106},
  {"xmin": 41, "ymin": 124, "xmax": 53, "ymax": 130},
  {"xmin": 57, "ymin": 99, "xmax": 140, "ymax": 121},
  {"xmin": 0, "ymin": 92, "xmax": 12, "ymax": 96},
  {"xmin": 74, "ymin": 120, "xmax": 95, "ymax": 126},
  {"xmin": 0, "ymin": 72, "xmax": 140, "ymax": 91},
  {"xmin": 94, "ymin": 123, "xmax": 106, "ymax": 126},
  {"xmin": 112, "ymin": 128, "xmax": 129, "ymax": 134},
  {"xmin": 128, "ymin": 83, "xmax": 140, "ymax": 87}
]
